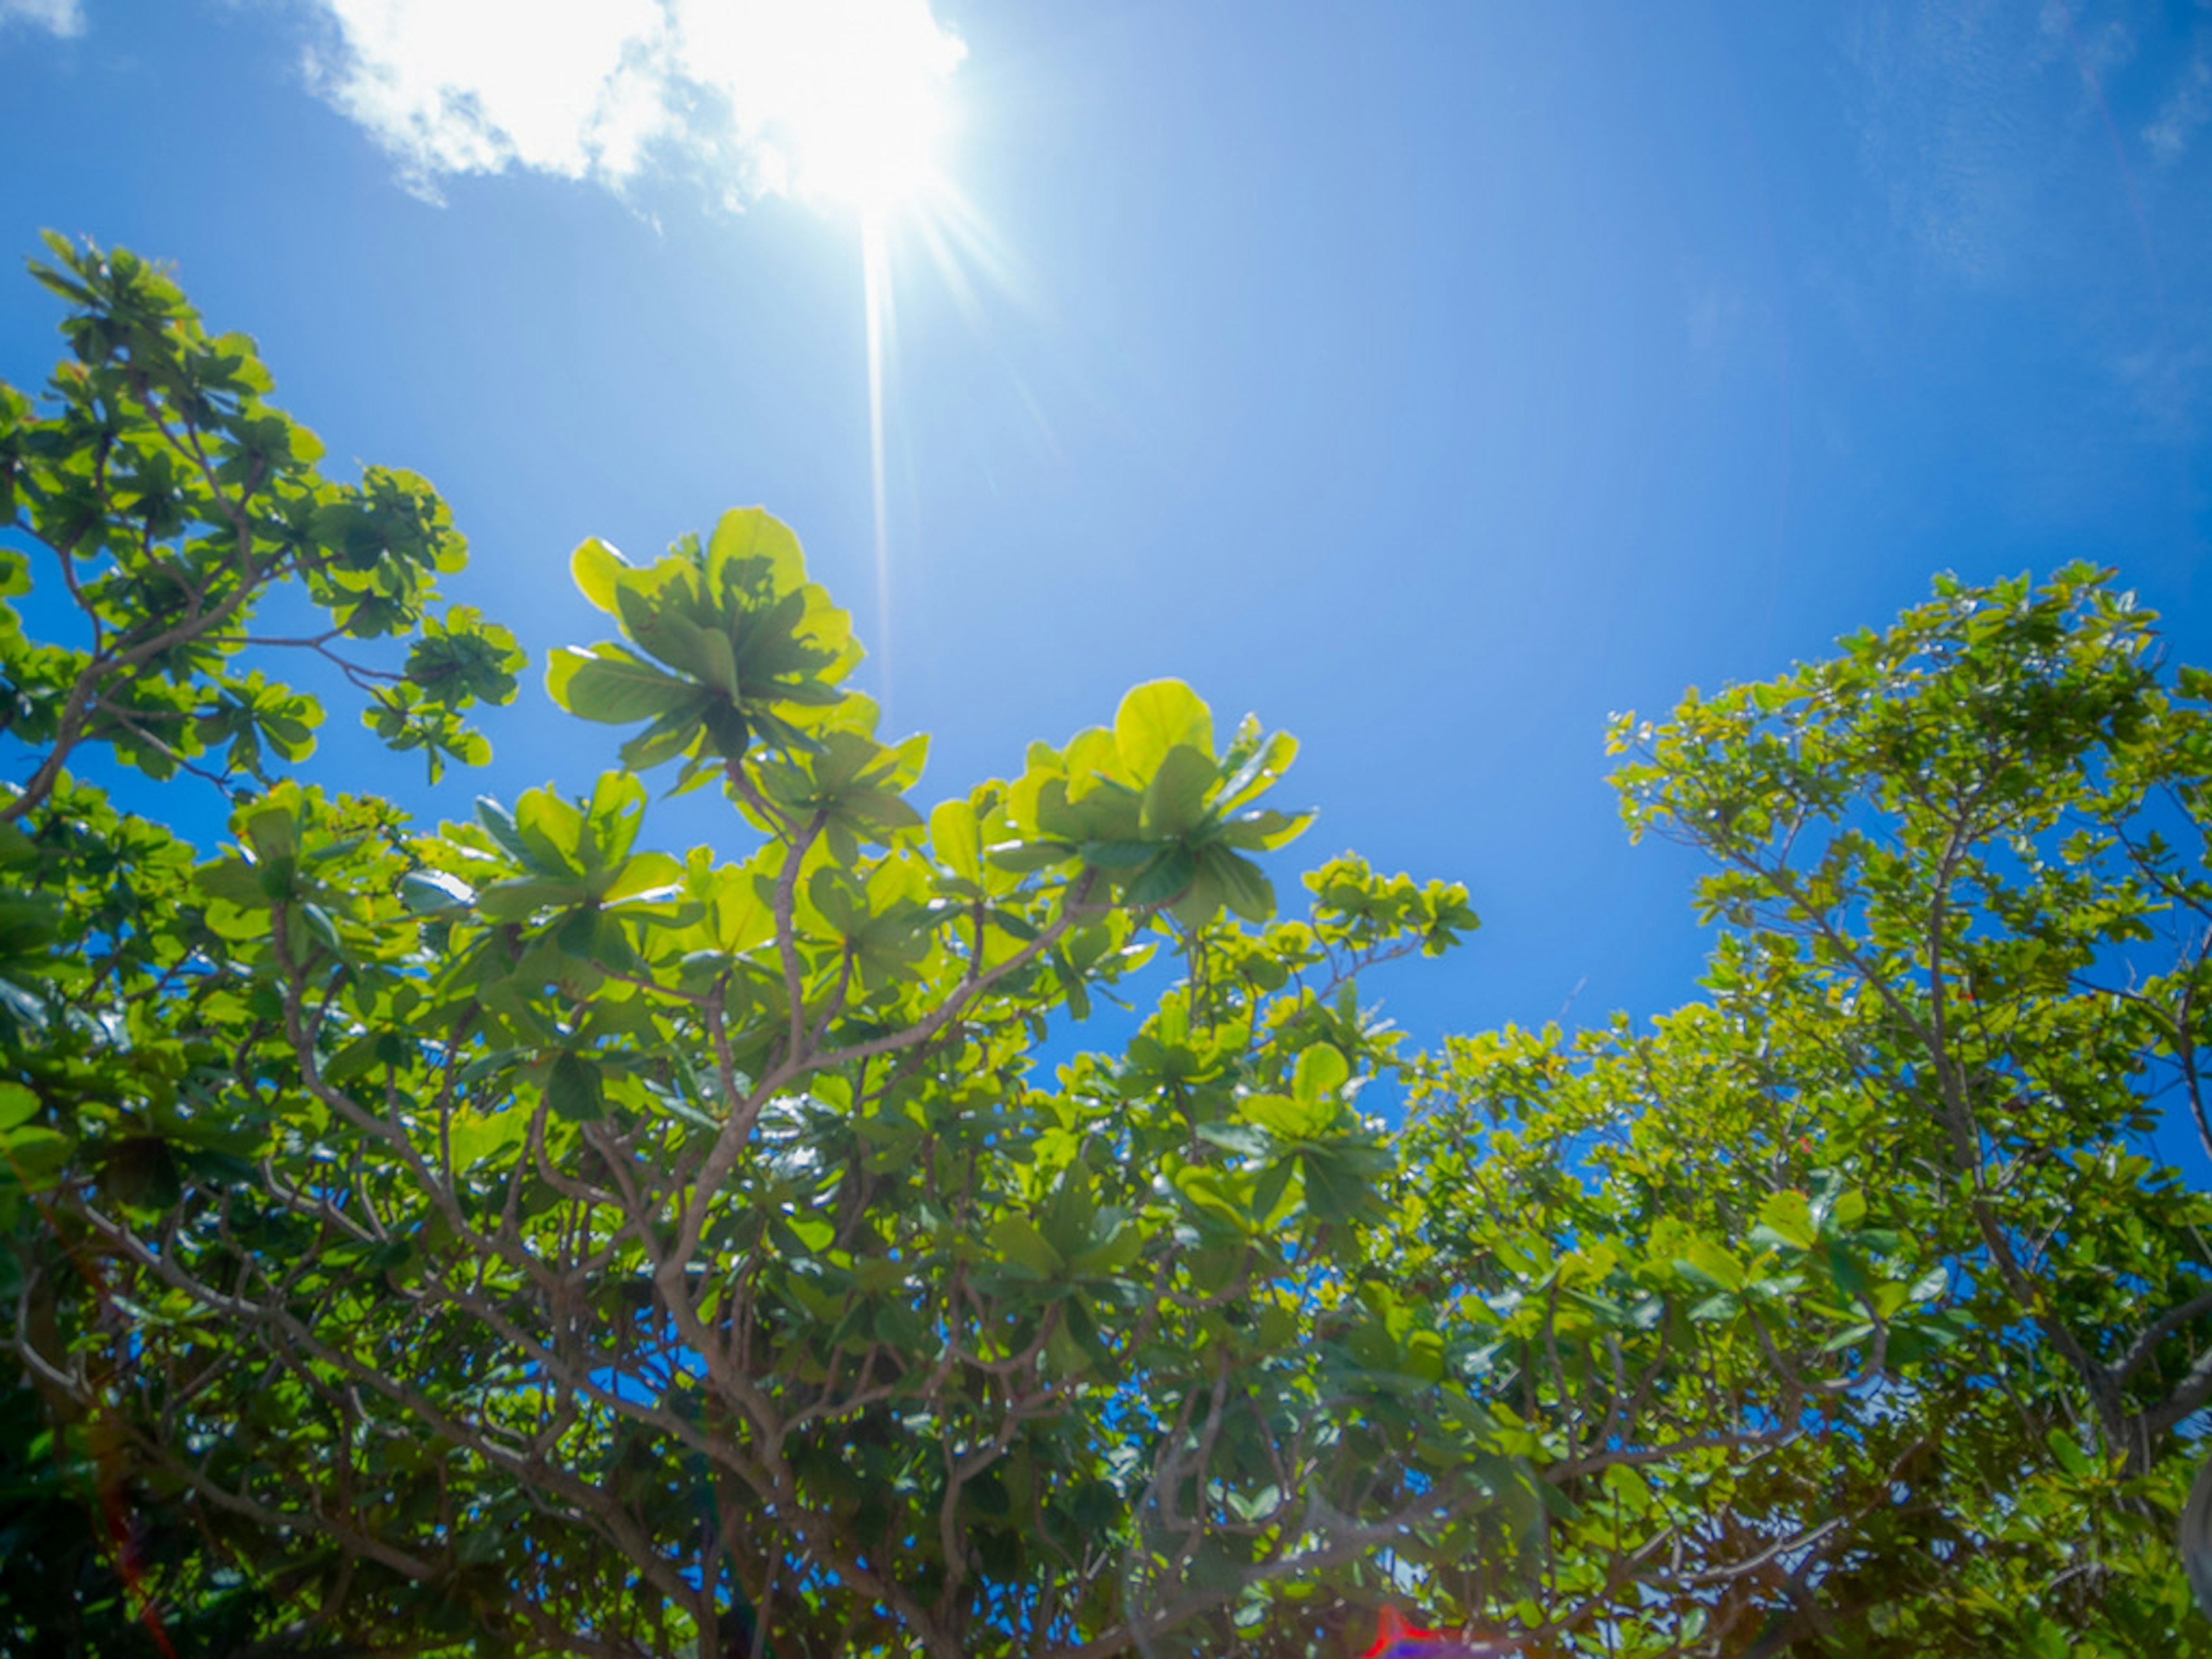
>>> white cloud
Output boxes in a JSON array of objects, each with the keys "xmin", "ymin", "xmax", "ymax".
[
  {"xmin": 303, "ymin": 0, "xmax": 669, "ymax": 188},
  {"xmin": 2145, "ymin": 50, "xmax": 2212, "ymax": 164},
  {"xmin": 1846, "ymin": 0, "xmax": 2046, "ymax": 285},
  {"xmin": 0, "ymin": 0, "xmax": 84, "ymax": 37},
  {"xmin": 298, "ymin": 0, "xmax": 965, "ymax": 207},
  {"xmin": 1842, "ymin": 0, "xmax": 2174, "ymax": 285}
]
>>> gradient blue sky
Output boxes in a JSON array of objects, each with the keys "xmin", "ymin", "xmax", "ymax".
[{"xmin": 3, "ymin": 1, "xmax": 2210, "ymax": 1076}]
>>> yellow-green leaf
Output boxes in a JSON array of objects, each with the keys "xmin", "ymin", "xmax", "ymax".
[
  {"xmin": 1114, "ymin": 680, "xmax": 1213, "ymax": 783},
  {"xmin": 930, "ymin": 798, "xmax": 983, "ymax": 883},
  {"xmin": 1756, "ymin": 1190, "xmax": 1819, "ymax": 1251},
  {"xmin": 707, "ymin": 507, "xmax": 806, "ymax": 596},
  {"xmin": 548, "ymin": 646, "xmax": 697, "ymax": 725},
  {"xmin": 570, "ymin": 537, "xmax": 629, "ymax": 615}
]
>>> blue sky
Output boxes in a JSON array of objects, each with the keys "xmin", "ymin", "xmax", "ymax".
[{"xmin": 3, "ymin": 0, "xmax": 2210, "ymax": 1071}]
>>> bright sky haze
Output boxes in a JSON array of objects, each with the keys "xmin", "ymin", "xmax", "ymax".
[{"xmin": 4, "ymin": 1, "xmax": 2211, "ymax": 1123}]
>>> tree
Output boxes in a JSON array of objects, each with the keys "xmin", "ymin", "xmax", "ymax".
[
  {"xmin": 0, "ymin": 234, "xmax": 521, "ymax": 1657},
  {"xmin": 1408, "ymin": 567, "xmax": 2212, "ymax": 1654},
  {"xmin": 1, "ymin": 241, "xmax": 1532, "ymax": 1658},
  {"xmin": 7, "ymin": 241, "xmax": 2212, "ymax": 1659}
]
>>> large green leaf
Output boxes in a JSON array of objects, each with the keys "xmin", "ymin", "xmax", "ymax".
[
  {"xmin": 988, "ymin": 1214, "xmax": 1066, "ymax": 1280},
  {"xmin": 1114, "ymin": 679, "xmax": 1213, "ymax": 783},
  {"xmin": 1141, "ymin": 743, "xmax": 1217, "ymax": 838},
  {"xmin": 706, "ymin": 506, "xmax": 808, "ymax": 596},
  {"xmin": 929, "ymin": 798, "xmax": 982, "ymax": 883},
  {"xmin": 546, "ymin": 1051, "xmax": 605, "ymax": 1122},
  {"xmin": 1209, "ymin": 847, "xmax": 1275, "ymax": 922},
  {"xmin": 569, "ymin": 536, "xmax": 628, "ymax": 613},
  {"xmin": 547, "ymin": 645, "xmax": 698, "ymax": 724},
  {"xmin": 0, "ymin": 1082, "xmax": 37, "ymax": 1132},
  {"xmin": 474, "ymin": 874, "xmax": 587, "ymax": 920},
  {"xmin": 1123, "ymin": 846, "xmax": 1196, "ymax": 908}
]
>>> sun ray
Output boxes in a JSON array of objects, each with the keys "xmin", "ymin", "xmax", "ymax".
[
  {"xmin": 862, "ymin": 210, "xmax": 896, "ymax": 708},
  {"xmin": 681, "ymin": 2, "xmax": 965, "ymax": 712},
  {"xmin": 678, "ymin": 1, "xmax": 1027, "ymax": 715}
]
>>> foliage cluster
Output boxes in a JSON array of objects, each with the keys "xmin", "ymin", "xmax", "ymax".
[{"xmin": 7, "ymin": 244, "xmax": 2212, "ymax": 1659}]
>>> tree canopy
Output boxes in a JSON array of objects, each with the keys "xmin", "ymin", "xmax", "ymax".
[{"xmin": 7, "ymin": 241, "xmax": 2212, "ymax": 1658}]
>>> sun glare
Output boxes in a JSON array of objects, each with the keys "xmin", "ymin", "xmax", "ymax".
[{"xmin": 698, "ymin": 0, "xmax": 966, "ymax": 217}]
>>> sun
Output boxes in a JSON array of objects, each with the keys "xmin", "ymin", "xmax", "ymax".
[{"xmin": 713, "ymin": 0, "xmax": 967, "ymax": 218}]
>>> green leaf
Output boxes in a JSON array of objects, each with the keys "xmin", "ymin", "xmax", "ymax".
[
  {"xmin": 599, "ymin": 851, "xmax": 684, "ymax": 904},
  {"xmin": 706, "ymin": 506, "xmax": 808, "ymax": 595},
  {"xmin": 986, "ymin": 839, "xmax": 1077, "ymax": 874},
  {"xmin": 1241, "ymin": 1090, "xmax": 1332, "ymax": 1142},
  {"xmin": 1067, "ymin": 1220, "xmax": 1145, "ymax": 1277},
  {"xmin": 1210, "ymin": 849, "xmax": 1276, "ymax": 922},
  {"xmin": 476, "ymin": 876, "xmax": 588, "ymax": 921},
  {"xmin": 0, "ymin": 1083, "xmax": 37, "ymax": 1132},
  {"xmin": 1218, "ymin": 806, "xmax": 1313, "ymax": 853},
  {"xmin": 1141, "ymin": 743, "xmax": 1216, "ymax": 837},
  {"xmin": 547, "ymin": 1051, "xmax": 605, "ymax": 1122},
  {"xmin": 447, "ymin": 1107, "xmax": 528, "ymax": 1170},
  {"xmin": 1124, "ymin": 847, "xmax": 1196, "ymax": 908},
  {"xmin": 0, "ymin": 1124, "xmax": 71, "ymax": 1183},
  {"xmin": 0, "ymin": 892, "xmax": 61, "ymax": 952},
  {"xmin": 243, "ymin": 804, "xmax": 299, "ymax": 863},
  {"xmin": 1293, "ymin": 1043, "xmax": 1349, "ymax": 1105},
  {"xmin": 399, "ymin": 869, "xmax": 474, "ymax": 915},
  {"xmin": 1677, "ymin": 1237, "xmax": 1748, "ymax": 1293},
  {"xmin": 475, "ymin": 796, "xmax": 537, "ymax": 866},
  {"xmin": 1753, "ymin": 1190, "xmax": 1819, "ymax": 1251},
  {"xmin": 1217, "ymin": 728, "xmax": 1297, "ymax": 809},
  {"xmin": 988, "ymin": 1214, "xmax": 1065, "ymax": 1279},
  {"xmin": 1195, "ymin": 1119, "xmax": 1272, "ymax": 1158},
  {"xmin": 2044, "ymin": 1427, "xmax": 2093, "ymax": 1480},
  {"xmin": 1906, "ymin": 1264, "xmax": 1949, "ymax": 1303},
  {"xmin": 1114, "ymin": 679, "xmax": 1213, "ymax": 783},
  {"xmin": 547, "ymin": 646, "xmax": 698, "ymax": 724},
  {"xmin": 570, "ymin": 536, "xmax": 629, "ymax": 613},
  {"xmin": 929, "ymin": 798, "xmax": 982, "ymax": 882},
  {"xmin": 1301, "ymin": 1147, "xmax": 1382, "ymax": 1225},
  {"xmin": 1077, "ymin": 839, "xmax": 1159, "ymax": 870}
]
